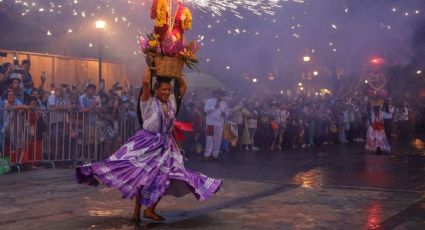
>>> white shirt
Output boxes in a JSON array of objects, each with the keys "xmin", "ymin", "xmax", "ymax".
[
  {"xmin": 204, "ymin": 98, "xmax": 228, "ymax": 126},
  {"xmin": 140, "ymin": 95, "xmax": 177, "ymax": 133},
  {"xmin": 382, "ymin": 111, "xmax": 392, "ymax": 120}
]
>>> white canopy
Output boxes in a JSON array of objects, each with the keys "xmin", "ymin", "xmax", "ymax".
[{"xmin": 183, "ymin": 72, "xmax": 225, "ymax": 89}]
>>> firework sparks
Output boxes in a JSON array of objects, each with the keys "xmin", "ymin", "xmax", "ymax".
[{"xmin": 185, "ymin": 0, "xmax": 304, "ymax": 16}]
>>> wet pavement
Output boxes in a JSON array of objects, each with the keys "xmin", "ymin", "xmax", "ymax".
[{"xmin": 1, "ymin": 140, "xmax": 425, "ymax": 229}]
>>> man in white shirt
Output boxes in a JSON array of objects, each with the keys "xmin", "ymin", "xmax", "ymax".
[{"xmin": 204, "ymin": 89, "xmax": 228, "ymax": 161}]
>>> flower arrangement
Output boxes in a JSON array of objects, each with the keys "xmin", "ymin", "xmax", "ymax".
[
  {"xmin": 139, "ymin": 33, "xmax": 161, "ymax": 54},
  {"xmin": 180, "ymin": 41, "xmax": 199, "ymax": 70},
  {"xmin": 139, "ymin": 0, "xmax": 199, "ymax": 73}
]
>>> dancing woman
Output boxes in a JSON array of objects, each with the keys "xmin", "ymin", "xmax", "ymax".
[
  {"xmin": 76, "ymin": 67, "xmax": 222, "ymax": 222},
  {"xmin": 365, "ymin": 106, "xmax": 391, "ymax": 153}
]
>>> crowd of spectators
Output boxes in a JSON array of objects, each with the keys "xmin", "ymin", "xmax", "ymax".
[
  {"xmin": 0, "ymin": 60, "xmax": 140, "ymax": 164},
  {"xmin": 0, "ymin": 60, "xmax": 424, "ymax": 165},
  {"xmin": 178, "ymin": 90, "xmax": 424, "ymax": 154}
]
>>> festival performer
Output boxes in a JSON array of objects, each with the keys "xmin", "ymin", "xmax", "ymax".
[
  {"xmin": 365, "ymin": 106, "xmax": 391, "ymax": 153},
  {"xmin": 203, "ymin": 89, "xmax": 229, "ymax": 161},
  {"xmin": 76, "ymin": 67, "xmax": 222, "ymax": 222}
]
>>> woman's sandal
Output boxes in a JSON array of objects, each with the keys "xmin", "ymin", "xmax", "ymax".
[{"xmin": 143, "ymin": 211, "xmax": 165, "ymax": 221}]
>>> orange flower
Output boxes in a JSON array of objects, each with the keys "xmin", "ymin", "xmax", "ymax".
[
  {"xmin": 148, "ymin": 40, "xmax": 159, "ymax": 48},
  {"xmin": 181, "ymin": 8, "xmax": 192, "ymax": 30}
]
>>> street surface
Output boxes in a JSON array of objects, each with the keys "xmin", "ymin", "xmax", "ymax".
[{"xmin": 1, "ymin": 140, "xmax": 424, "ymax": 229}]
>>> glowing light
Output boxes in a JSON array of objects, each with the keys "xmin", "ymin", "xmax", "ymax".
[
  {"xmin": 313, "ymin": 71, "xmax": 319, "ymax": 76},
  {"xmin": 417, "ymin": 70, "xmax": 422, "ymax": 75},
  {"xmin": 303, "ymin": 56, "xmax": 311, "ymax": 62},
  {"xmin": 370, "ymin": 57, "xmax": 385, "ymax": 65},
  {"xmin": 298, "ymin": 82, "xmax": 303, "ymax": 86},
  {"xmin": 252, "ymin": 78, "xmax": 258, "ymax": 83},
  {"xmin": 95, "ymin": 20, "xmax": 106, "ymax": 29},
  {"xmin": 300, "ymin": 87, "xmax": 304, "ymax": 91},
  {"xmin": 365, "ymin": 80, "xmax": 368, "ymax": 84}
]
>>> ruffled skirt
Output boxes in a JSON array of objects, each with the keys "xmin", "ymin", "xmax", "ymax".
[
  {"xmin": 365, "ymin": 126, "xmax": 391, "ymax": 153},
  {"xmin": 76, "ymin": 130, "xmax": 222, "ymax": 207}
]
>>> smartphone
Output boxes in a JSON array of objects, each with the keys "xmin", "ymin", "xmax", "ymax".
[{"xmin": 41, "ymin": 71, "xmax": 46, "ymax": 81}]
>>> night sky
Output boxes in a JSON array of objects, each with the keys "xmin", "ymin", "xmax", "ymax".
[{"xmin": 0, "ymin": 0, "xmax": 424, "ymax": 86}]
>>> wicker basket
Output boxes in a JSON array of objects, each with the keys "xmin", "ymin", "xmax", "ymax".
[
  {"xmin": 153, "ymin": 54, "xmax": 184, "ymax": 78},
  {"xmin": 369, "ymin": 98, "xmax": 384, "ymax": 107}
]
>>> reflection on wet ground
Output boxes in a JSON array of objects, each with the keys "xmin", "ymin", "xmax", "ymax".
[
  {"xmin": 292, "ymin": 168, "xmax": 325, "ymax": 188},
  {"xmin": 366, "ymin": 202, "xmax": 382, "ymax": 230},
  {"xmin": 0, "ymin": 140, "xmax": 424, "ymax": 229},
  {"xmin": 186, "ymin": 140, "xmax": 425, "ymax": 192}
]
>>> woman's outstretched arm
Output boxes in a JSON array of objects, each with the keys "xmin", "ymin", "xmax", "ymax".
[
  {"xmin": 175, "ymin": 75, "xmax": 187, "ymax": 98},
  {"xmin": 141, "ymin": 67, "xmax": 152, "ymax": 102}
]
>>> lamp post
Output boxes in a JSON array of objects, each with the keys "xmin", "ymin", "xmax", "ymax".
[
  {"xmin": 301, "ymin": 56, "xmax": 311, "ymax": 95},
  {"xmin": 95, "ymin": 20, "xmax": 106, "ymax": 87}
]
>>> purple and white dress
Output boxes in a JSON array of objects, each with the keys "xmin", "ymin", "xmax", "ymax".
[{"xmin": 76, "ymin": 95, "xmax": 222, "ymax": 207}]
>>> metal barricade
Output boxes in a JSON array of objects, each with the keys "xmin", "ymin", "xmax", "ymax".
[{"xmin": 0, "ymin": 108, "xmax": 140, "ymax": 171}]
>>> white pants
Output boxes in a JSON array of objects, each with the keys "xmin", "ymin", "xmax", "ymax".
[{"xmin": 204, "ymin": 124, "xmax": 224, "ymax": 158}]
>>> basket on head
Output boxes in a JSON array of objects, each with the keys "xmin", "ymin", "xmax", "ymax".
[
  {"xmin": 369, "ymin": 98, "xmax": 384, "ymax": 107},
  {"xmin": 153, "ymin": 54, "xmax": 184, "ymax": 78}
]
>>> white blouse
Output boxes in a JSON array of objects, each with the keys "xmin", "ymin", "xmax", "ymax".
[{"xmin": 140, "ymin": 94, "xmax": 177, "ymax": 133}]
